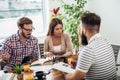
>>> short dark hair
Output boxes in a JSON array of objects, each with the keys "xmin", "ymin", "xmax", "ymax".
[
  {"xmin": 17, "ymin": 17, "xmax": 32, "ymax": 28},
  {"xmin": 81, "ymin": 13, "xmax": 101, "ymax": 29},
  {"xmin": 47, "ymin": 18, "xmax": 63, "ymax": 36}
]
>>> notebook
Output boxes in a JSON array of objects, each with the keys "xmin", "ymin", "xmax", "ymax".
[
  {"xmin": 52, "ymin": 62, "xmax": 75, "ymax": 74},
  {"xmin": 31, "ymin": 58, "xmax": 53, "ymax": 66}
]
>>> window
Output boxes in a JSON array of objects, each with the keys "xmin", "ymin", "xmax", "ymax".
[{"xmin": 0, "ymin": 0, "xmax": 48, "ymax": 42}]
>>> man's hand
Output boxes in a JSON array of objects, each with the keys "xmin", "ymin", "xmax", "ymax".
[
  {"xmin": 2, "ymin": 54, "xmax": 11, "ymax": 60},
  {"xmin": 64, "ymin": 70, "xmax": 86, "ymax": 80}
]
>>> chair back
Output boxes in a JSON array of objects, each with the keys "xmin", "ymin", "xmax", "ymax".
[{"xmin": 111, "ymin": 44, "xmax": 120, "ymax": 63}]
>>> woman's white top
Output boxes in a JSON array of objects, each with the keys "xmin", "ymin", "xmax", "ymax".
[{"xmin": 53, "ymin": 45, "xmax": 61, "ymax": 53}]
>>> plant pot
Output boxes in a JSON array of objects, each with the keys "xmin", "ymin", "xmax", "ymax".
[{"xmin": 17, "ymin": 73, "xmax": 23, "ymax": 80}]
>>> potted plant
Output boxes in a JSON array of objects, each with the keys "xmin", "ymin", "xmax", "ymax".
[
  {"xmin": 50, "ymin": 0, "xmax": 89, "ymax": 53},
  {"xmin": 13, "ymin": 65, "xmax": 23, "ymax": 80}
]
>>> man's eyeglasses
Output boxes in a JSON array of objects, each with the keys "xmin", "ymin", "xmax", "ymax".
[{"xmin": 22, "ymin": 27, "xmax": 35, "ymax": 32}]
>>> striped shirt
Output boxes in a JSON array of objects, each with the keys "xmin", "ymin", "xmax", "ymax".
[
  {"xmin": 1, "ymin": 32, "xmax": 39, "ymax": 68},
  {"xmin": 76, "ymin": 33, "xmax": 116, "ymax": 80}
]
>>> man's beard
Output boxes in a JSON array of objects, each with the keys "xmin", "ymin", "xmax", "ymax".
[
  {"xmin": 22, "ymin": 31, "xmax": 30, "ymax": 39},
  {"xmin": 81, "ymin": 32, "xmax": 88, "ymax": 45}
]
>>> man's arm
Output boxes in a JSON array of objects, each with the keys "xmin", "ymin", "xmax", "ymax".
[
  {"xmin": 31, "ymin": 39, "xmax": 39, "ymax": 62},
  {"xmin": 1, "ymin": 40, "xmax": 11, "ymax": 61},
  {"xmin": 64, "ymin": 69, "xmax": 86, "ymax": 80}
]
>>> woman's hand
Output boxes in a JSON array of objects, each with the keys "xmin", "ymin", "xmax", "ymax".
[{"xmin": 45, "ymin": 52, "xmax": 54, "ymax": 57}]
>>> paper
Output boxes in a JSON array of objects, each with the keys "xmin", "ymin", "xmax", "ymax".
[
  {"xmin": 52, "ymin": 62, "xmax": 75, "ymax": 74},
  {"xmin": 0, "ymin": 73, "xmax": 15, "ymax": 80},
  {"xmin": 31, "ymin": 58, "xmax": 51, "ymax": 66}
]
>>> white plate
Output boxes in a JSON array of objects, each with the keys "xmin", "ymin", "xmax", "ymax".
[{"xmin": 30, "ymin": 65, "xmax": 52, "ymax": 74}]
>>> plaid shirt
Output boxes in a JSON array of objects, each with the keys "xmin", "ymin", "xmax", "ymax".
[{"xmin": 2, "ymin": 32, "xmax": 39, "ymax": 68}]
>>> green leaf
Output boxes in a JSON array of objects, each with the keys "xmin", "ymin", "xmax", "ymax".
[{"xmin": 13, "ymin": 65, "xmax": 22, "ymax": 74}]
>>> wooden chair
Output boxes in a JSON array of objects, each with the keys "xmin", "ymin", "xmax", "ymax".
[
  {"xmin": 111, "ymin": 44, "xmax": 120, "ymax": 79},
  {"xmin": 111, "ymin": 44, "xmax": 120, "ymax": 63}
]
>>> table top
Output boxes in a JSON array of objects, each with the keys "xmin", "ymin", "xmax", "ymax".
[
  {"xmin": 0, "ymin": 57, "xmax": 72, "ymax": 80},
  {"xmin": 0, "ymin": 71, "xmax": 16, "ymax": 80},
  {"xmin": 0, "ymin": 65, "xmax": 52, "ymax": 80}
]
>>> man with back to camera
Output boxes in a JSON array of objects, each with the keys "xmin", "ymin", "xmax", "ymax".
[
  {"xmin": 64, "ymin": 13, "xmax": 116, "ymax": 80},
  {"xmin": 1, "ymin": 17, "xmax": 39, "ymax": 70}
]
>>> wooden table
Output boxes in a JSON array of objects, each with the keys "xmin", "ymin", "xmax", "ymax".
[{"xmin": 0, "ymin": 65, "xmax": 52, "ymax": 80}]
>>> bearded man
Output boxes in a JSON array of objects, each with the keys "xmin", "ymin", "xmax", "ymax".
[
  {"xmin": 64, "ymin": 13, "xmax": 116, "ymax": 80},
  {"xmin": 1, "ymin": 17, "xmax": 39, "ymax": 70}
]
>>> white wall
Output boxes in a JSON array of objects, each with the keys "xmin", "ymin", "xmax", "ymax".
[{"xmin": 85, "ymin": 0, "xmax": 120, "ymax": 45}]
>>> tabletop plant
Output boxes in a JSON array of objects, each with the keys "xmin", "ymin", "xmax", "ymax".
[
  {"xmin": 13, "ymin": 64, "xmax": 23, "ymax": 80},
  {"xmin": 13, "ymin": 65, "xmax": 22, "ymax": 74}
]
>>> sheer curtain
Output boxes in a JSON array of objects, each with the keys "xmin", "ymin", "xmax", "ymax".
[{"xmin": 0, "ymin": 0, "xmax": 49, "ymax": 43}]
